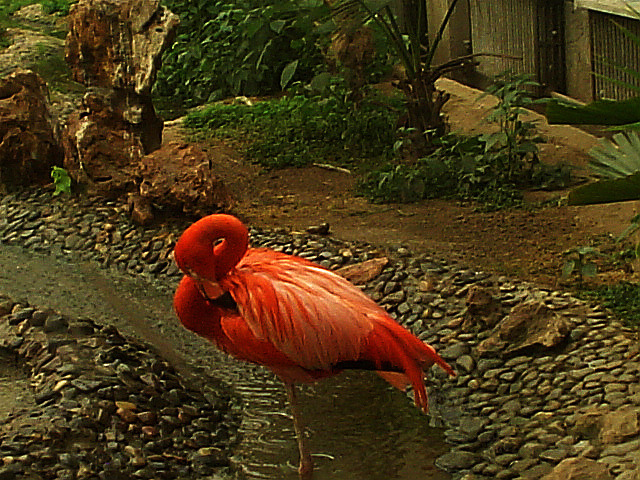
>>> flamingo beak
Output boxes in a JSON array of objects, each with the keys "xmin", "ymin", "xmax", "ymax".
[
  {"xmin": 195, "ymin": 278, "xmax": 226, "ymax": 302},
  {"xmin": 183, "ymin": 266, "xmax": 225, "ymax": 302}
]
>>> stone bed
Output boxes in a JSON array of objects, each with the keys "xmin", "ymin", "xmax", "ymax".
[
  {"xmin": 0, "ymin": 299, "xmax": 236, "ymax": 480},
  {"xmin": 1, "ymin": 187, "xmax": 639, "ymax": 480}
]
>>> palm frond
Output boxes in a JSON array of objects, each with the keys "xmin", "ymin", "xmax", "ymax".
[
  {"xmin": 546, "ymin": 96, "xmax": 640, "ymax": 125},
  {"xmin": 589, "ymin": 131, "xmax": 640, "ymax": 178}
]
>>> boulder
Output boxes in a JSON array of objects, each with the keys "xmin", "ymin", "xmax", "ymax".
[
  {"xmin": 66, "ymin": 0, "xmax": 178, "ymax": 95},
  {"xmin": 0, "ymin": 69, "xmax": 63, "ymax": 193},
  {"xmin": 461, "ymin": 285, "xmax": 502, "ymax": 331},
  {"xmin": 61, "ymin": 0, "xmax": 234, "ymax": 224},
  {"xmin": 61, "ymin": 89, "xmax": 145, "ymax": 197},
  {"xmin": 134, "ymin": 142, "xmax": 235, "ymax": 221},
  {"xmin": 599, "ymin": 406, "xmax": 640, "ymax": 444},
  {"xmin": 65, "ymin": 0, "xmax": 179, "ymax": 154},
  {"xmin": 541, "ymin": 457, "xmax": 613, "ymax": 480},
  {"xmin": 571, "ymin": 406, "xmax": 608, "ymax": 441},
  {"xmin": 477, "ymin": 300, "xmax": 570, "ymax": 357}
]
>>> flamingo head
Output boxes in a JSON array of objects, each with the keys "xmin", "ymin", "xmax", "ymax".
[{"xmin": 174, "ymin": 214, "xmax": 249, "ymax": 300}]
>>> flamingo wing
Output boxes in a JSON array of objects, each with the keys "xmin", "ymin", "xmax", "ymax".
[
  {"xmin": 221, "ymin": 249, "xmax": 381, "ymax": 371},
  {"xmin": 174, "ymin": 275, "xmax": 336, "ymax": 383}
]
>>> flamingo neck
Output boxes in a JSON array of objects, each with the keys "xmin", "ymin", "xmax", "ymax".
[
  {"xmin": 175, "ymin": 214, "xmax": 249, "ymax": 281},
  {"xmin": 174, "ymin": 275, "xmax": 222, "ymax": 339}
]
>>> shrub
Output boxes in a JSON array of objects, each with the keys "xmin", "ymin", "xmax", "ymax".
[{"xmin": 155, "ymin": 0, "xmax": 327, "ymax": 109}]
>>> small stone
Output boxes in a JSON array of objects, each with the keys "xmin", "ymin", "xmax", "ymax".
[
  {"xmin": 141, "ymin": 426, "xmax": 158, "ymax": 437},
  {"xmin": 440, "ymin": 343, "xmax": 469, "ymax": 360},
  {"xmin": 456, "ymin": 355, "xmax": 475, "ymax": 373},
  {"xmin": 115, "ymin": 401, "xmax": 137, "ymax": 411},
  {"xmin": 117, "ymin": 407, "xmax": 138, "ymax": 423},
  {"xmin": 137, "ymin": 411, "xmax": 157, "ymax": 424},
  {"xmin": 435, "ymin": 451, "xmax": 479, "ymax": 471},
  {"xmin": 43, "ymin": 315, "xmax": 68, "ymax": 333},
  {"xmin": 539, "ymin": 448, "xmax": 568, "ymax": 462}
]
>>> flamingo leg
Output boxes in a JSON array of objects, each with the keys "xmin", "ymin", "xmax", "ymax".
[{"xmin": 284, "ymin": 383, "xmax": 313, "ymax": 478}]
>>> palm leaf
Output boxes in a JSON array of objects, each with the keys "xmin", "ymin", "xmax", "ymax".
[
  {"xmin": 589, "ymin": 131, "xmax": 640, "ymax": 178},
  {"xmin": 546, "ymin": 96, "xmax": 640, "ymax": 125},
  {"xmin": 568, "ymin": 171, "xmax": 640, "ymax": 205},
  {"xmin": 594, "ymin": 71, "xmax": 640, "ymax": 95}
]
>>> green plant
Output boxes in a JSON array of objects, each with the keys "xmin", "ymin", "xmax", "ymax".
[
  {"xmin": 155, "ymin": 0, "xmax": 327, "ymax": 110},
  {"xmin": 183, "ymin": 87, "xmax": 398, "ymax": 169},
  {"xmin": 0, "ymin": 26, "xmax": 10, "ymax": 49},
  {"xmin": 359, "ymin": 72, "xmax": 571, "ymax": 208},
  {"xmin": 51, "ymin": 166, "xmax": 71, "ymax": 195},
  {"xmin": 545, "ymin": 7, "xmax": 640, "ymax": 206},
  {"xmin": 581, "ymin": 282, "xmax": 640, "ymax": 327},
  {"xmin": 0, "ymin": 0, "xmax": 35, "ymax": 19},
  {"xmin": 480, "ymin": 72, "xmax": 546, "ymax": 172},
  {"xmin": 40, "ymin": 0, "xmax": 74, "ymax": 15},
  {"xmin": 561, "ymin": 246, "xmax": 604, "ymax": 283},
  {"xmin": 326, "ymin": 0, "xmax": 464, "ymax": 145}
]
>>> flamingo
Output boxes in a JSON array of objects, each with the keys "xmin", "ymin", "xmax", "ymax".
[{"xmin": 172, "ymin": 214, "xmax": 455, "ymax": 477}]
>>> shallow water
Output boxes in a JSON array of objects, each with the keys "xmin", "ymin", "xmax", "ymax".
[
  {"xmin": 229, "ymin": 370, "xmax": 451, "ymax": 480},
  {"xmin": 0, "ymin": 245, "xmax": 451, "ymax": 480}
]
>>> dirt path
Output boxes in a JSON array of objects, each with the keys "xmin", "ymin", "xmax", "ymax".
[{"xmin": 165, "ymin": 79, "xmax": 640, "ymax": 289}]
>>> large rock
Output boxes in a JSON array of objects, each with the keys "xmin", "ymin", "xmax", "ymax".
[
  {"xmin": 461, "ymin": 285, "xmax": 502, "ymax": 331},
  {"xmin": 477, "ymin": 300, "xmax": 570, "ymax": 357},
  {"xmin": 65, "ymin": 0, "xmax": 179, "ymax": 154},
  {"xmin": 133, "ymin": 142, "xmax": 235, "ymax": 222},
  {"xmin": 541, "ymin": 457, "xmax": 613, "ymax": 480},
  {"xmin": 0, "ymin": 69, "xmax": 63, "ymax": 193},
  {"xmin": 62, "ymin": 0, "xmax": 234, "ymax": 224},
  {"xmin": 66, "ymin": 0, "xmax": 178, "ymax": 95},
  {"xmin": 61, "ymin": 89, "xmax": 145, "ymax": 197}
]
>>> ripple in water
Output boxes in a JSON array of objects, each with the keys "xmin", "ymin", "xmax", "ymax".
[{"xmin": 216, "ymin": 360, "xmax": 451, "ymax": 480}]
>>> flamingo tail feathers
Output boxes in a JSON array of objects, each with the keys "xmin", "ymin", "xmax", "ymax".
[{"xmin": 363, "ymin": 320, "xmax": 455, "ymax": 412}]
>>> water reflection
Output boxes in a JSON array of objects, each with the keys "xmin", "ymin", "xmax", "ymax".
[{"xmin": 222, "ymin": 364, "xmax": 451, "ymax": 480}]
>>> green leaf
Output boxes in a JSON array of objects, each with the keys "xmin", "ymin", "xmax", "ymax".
[
  {"xmin": 546, "ymin": 97, "xmax": 640, "ymax": 126},
  {"xmin": 581, "ymin": 263, "xmax": 598, "ymax": 277},
  {"xmin": 309, "ymin": 71, "xmax": 332, "ymax": 92},
  {"xmin": 588, "ymin": 131, "xmax": 640, "ymax": 179},
  {"xmin": 270, "ymin": 19, "xmax": 286, "ymax": 34},
  {"xmin": 576, "ymin": 246, "xmax": 600, "ymax": 256},
  {"xmin": 51, "ymin": 166, "xmax": 71, "ymax": 196},
  {"xmin": 568, "ymin": 171, "xmax": 640, "ymax": 205},
  {"xmin": 616, "ymin": 218, "xmax": 640, "ymax": 243},
  {"xmin": 562, "ymin": 260, "xmax": 576, "ymax": 278},
  {"xmin": 280, "ymin": 60, "xmax": 298, "ymax": 90}
]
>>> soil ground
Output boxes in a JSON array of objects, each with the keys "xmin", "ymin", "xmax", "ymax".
[{"xmin": 165, "ymin": 78, "xmax": 640, "ymax": 290}]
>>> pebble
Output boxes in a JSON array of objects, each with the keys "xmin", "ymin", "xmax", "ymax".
[{"xmin": 1, "ymin": 188, "xmax": 640, "ymax": 479}]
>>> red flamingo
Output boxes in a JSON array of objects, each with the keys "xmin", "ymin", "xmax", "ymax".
[{"xmin": 173, "ymin": 214, "xmax": 455, "ymax": 477}]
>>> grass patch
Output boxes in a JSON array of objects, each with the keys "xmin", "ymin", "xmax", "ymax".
[
  {"xmin": 31, "ymin": 41, "xmax": 82, "ymax": 93},
  {"xmin": 581, "ymin": 282, "xmax": 640, "ymax": 327},
  {"xmin": 183, "ymin": 92, "xmax": 399, "ymax": 169},
  {"xmin": 0, "ymin": 1, "xmax": 73, "ymax": 39},
  {"xmin": 0, "ymin": 0, "xmax": 37, "ymax": 20}
]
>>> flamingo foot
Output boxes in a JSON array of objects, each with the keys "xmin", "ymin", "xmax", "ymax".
[{"xmin": 298, "ymin": 456, "xmax": 313, "ymax": 479}]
